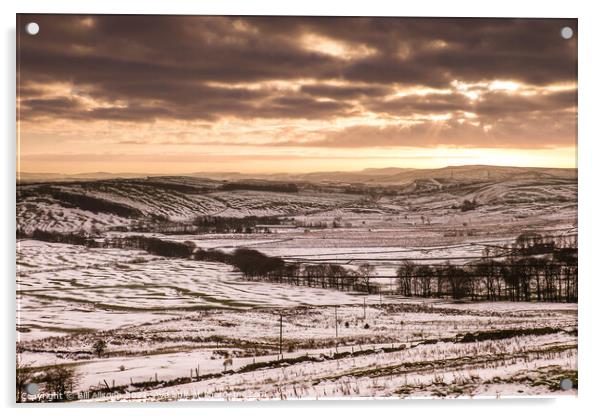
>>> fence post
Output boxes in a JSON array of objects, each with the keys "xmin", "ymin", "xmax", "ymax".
[{"xmin": 279, "ymin": 313, "xmax": 283, "ymax": 358}]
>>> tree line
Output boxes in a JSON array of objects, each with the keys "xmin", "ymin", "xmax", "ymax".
[
  {"xmin": 219, "ymin": 182, "xmax": 298, "ymax": 193},
  {"xmin": 394, "ymin": 256, "xmax": 576, "ymax": 302},
  {"xmin": 19, "ymin": 186, "xmax": 142, "ymax": 218},
  {"xmin": 18, "ymin": 229, "xmax": 97, "ymax": 246},
  {"xmin": 229, "ymin": 233, "xmax": 577, "ymax": 302},
  {"xmin": 20, "ymin": 229, "xmax": 577, "ymax": 302},
  {"xmin": 192, "ymin": 215, "xmax": 284, "ymax": 233},
  {"xmin": 127, "ymin": 215, "xmax": 289, "ymax": 234},
  {"xmin": 20, "ymin": 230, "xmax": 372, "ymax": 292},
  {"xmin": 394, "ymin": 233, "xmax": 577, "ymax": 302},
  {"xmin": 105, "ymin": 234, "xmax": 376, "ymax": 293}
]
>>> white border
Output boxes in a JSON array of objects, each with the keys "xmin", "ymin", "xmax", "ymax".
[{"xmin": 3, "ymin": 1, "xmax": 600, "ymax": 415}]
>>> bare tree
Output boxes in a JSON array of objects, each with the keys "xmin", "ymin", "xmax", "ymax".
[
  {"xmin": 92, "ymin": 339, "xmax": 107, "ymax": 358},
  {"xmin": 415, "ymin": 265, "xmax": 434, "ymax": 297},
  {"xmin": 40, "ymin": 365, "xmax": 79, "ymax": 401},
  {"xmin": 396, "ymin": 260, "xmax": 415, "ymax": 296},
  {"xmin": 358, "ymin": 263, "xmax": 375, "ymax": 294}
]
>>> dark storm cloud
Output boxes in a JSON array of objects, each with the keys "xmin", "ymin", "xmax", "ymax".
[
  {"xmin": 286, "ymin": 111, "xmax": 576, "ymax": 149},
  {"xmin": 474, "ymin": 89, "xmax": 577, "ymax": 116},
  {"xmin": 293, "ymin": 17, "xmax": 577, "ymax": 86},
  {"xmin": 367, "ymin": 89, "xmax": 577, "ymax": 118},
  {"xmin": 17, "ymin": 14, "xmax": 577, "ymax": 148},
  {"xmin": 299, "ymin": 84, "xmax": 393, "ymax": 100},
  {"xmin": 20, "ymin": 97, "xmax": 82, "ymax": 115},
  {"xmin": 20, "ymin": 86, "xmax": 353, "ymax": 122},
  {"xmin": 368, "ymin": 93, "xmax": 471, "ymax": 115}
]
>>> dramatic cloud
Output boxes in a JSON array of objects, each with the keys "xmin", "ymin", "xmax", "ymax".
[{"xmin": 16, "ymin": 15, "xmax": 577, "ymax": 172}]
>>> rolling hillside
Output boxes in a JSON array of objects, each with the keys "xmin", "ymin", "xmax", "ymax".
[{"xmin": 16, "ymin": 166, "xmax": 577, "ymax": 235}]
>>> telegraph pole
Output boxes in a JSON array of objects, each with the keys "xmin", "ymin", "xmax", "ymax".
[
  {"xmin": 363, "ymin": 297, "xmax": 366, "ymax": 319},
  {"xmin": 334, "ymin": 305, "xmax": 338, "ymax": 353},
  {"xmin": 334, "ymin": 306, "xmax": 338, "ymax": 337}
]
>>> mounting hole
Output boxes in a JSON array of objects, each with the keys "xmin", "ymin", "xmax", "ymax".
[
  {"xmin": 559, "ymin": 378, "xmax": 573, "ymax": 390},
  {"xmin": 25, "ymin": 382, "xmax": 38, "ymax": 395},
  {"xmin": 560, "ymin": 26, "xmax": 574, "ymax": 40},
  {"xmin": 25, "ymin": 22, "xmax": 39, "ymax": 36}
]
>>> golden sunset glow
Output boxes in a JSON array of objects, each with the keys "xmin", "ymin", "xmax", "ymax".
[{"xmin": 17, "ymin": 16, "xmax": 577, "ymax": 174}]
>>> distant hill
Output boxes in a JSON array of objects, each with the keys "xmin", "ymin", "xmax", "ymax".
[
  {"xmin": 188, "ymin": 165, "xmax": 576, "ymax": 184},
  {"xmin": 364, "ymin": 165, "xmax": 577, "ymax": 185},
  {"xmin": 17, "ymin": 165, "xmax": 576, "ymax": 184},
  {"xmin": 17, "ymin": 165, "xmax": 577, "ymax": 234},
  {"xmin": 17, "ymin": 172, "xmax": 160, "ymax": 183}
]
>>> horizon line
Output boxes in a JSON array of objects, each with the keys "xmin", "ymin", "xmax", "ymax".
[{"xmin": 16, "ymin": 163, "xmax": 578, "ymax": 178}]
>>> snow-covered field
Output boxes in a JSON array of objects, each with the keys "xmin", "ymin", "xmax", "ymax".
[
  {"xmin": 17, "ymin": 240, "xmax": 577, "ymax": 401},
  {"xmin": 19, "ymin": 299, "xmax": 577, "ymax": 400},
  {"xmin": 16, "ymin": 173, "xmax": 578, "ymax": 401},
  {"xmin": 18, "ymin": 241, "xmax": 402, "ymax": 340}
]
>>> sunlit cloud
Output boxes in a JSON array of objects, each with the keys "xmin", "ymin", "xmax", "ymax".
[{"xmin": 301, "ymin": 33, "xmax": 377, "ymax": 60}]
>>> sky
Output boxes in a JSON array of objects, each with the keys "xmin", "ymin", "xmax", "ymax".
[{"xmin": 17, "ymin": 15, "xmax": 577, "ymax": 174}]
